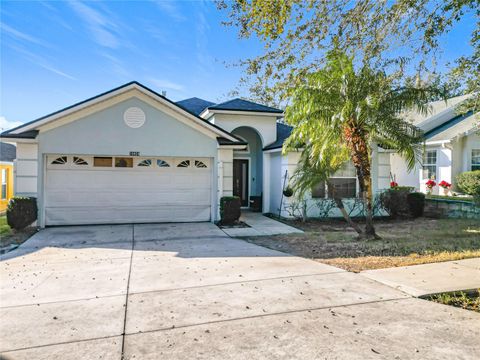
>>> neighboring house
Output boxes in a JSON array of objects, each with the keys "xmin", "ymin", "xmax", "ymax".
[
  {"xmin": 390, "ymin": 94, "xmax": 480, "ymax": 194},
  {"xmin": 0, "ymin": 142, "xmax": 16, "ymax": 213},
  {"xmin": 0, "ymin": 81, "xmax": 388, "ymax": 226}
]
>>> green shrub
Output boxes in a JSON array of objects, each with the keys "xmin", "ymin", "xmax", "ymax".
[
  {"xmin": 219, "ymin": 196, "xmax": 241, "ymax": 225},
  {"xmin": 456, "ymin": 171, "xmax": 480, "ymax": 196},
  {"xmin": 6, "ymin": 197, "xmax": 37, "ymax": 231},
  {"xmin": 407, "ymin": 192, "xmax": 425, "ymax": 218},
  {"xmin": 379, "ymin": 187, "xmax": 413, "ymax": 218}
]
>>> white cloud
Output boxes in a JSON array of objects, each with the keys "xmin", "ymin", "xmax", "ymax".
[
  {"xmin": 68, "ymin": 1, "xmax": 120, "ymax": 48},
  {"xmin": 0, "ymin": 116, "xmax": 24, "ymax": 132},
  {"xmin": 149, "ymin": 78, "xmax": 184, "ymax": 92},
  {"xmin": 0, "ymin": 22, "xmax": 50, "ymax": 47},
  {"xmin": 154, "ymin": 0, "xmax": 186, "ymax": 22}
]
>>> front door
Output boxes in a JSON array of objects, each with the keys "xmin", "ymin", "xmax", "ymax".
[{"xmin": 233, "ymin": 159, "xmax": 249, "ymax": 207}]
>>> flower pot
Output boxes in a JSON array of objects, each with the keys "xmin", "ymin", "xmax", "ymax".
[{"xmin": 442, "ymin": 187, "xmax": 450, "ymax": 196}]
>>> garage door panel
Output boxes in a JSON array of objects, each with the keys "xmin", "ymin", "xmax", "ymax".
[
  {"xmin": 45, "ymin": 205, "xmax": 211, "ymax": 225},
  {"xmin": 45, "ymin": 157, "xmax": 213, "ymax": 225}
]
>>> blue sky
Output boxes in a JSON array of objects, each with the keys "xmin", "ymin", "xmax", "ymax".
[{"xmin": 0, "ymin": 1, "xmax": 474, "ymax": 130}]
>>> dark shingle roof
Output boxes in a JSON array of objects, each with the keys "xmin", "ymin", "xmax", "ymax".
[
  {"xmin": 0, "ymin": 142, "xmax": 16, "ymax": 162},
  {"xmin": 208, "ymin": 98, "xmax": 283, "ymax": 114},
  {"xmin": 176, "ymin": 97, "xmax": 215, "ymax": 116},
  {"xmin": 1, "ymin": 130, "xmax": 38, "ymax": 139},
  {"xmin": 263, "ymin": 123, "xmax": 293, "ymax": 150}
]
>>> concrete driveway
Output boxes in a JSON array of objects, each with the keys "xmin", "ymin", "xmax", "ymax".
[{"xmin": 0, "ymin": 223, "xmax": 478, "ymax": 359}]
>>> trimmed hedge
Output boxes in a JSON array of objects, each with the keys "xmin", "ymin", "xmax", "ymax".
[
  {"xmin": 219, "ymin": 196, "xmax": 241, "ymax": 225},
  {"xmin": 407, "ymin": 192, "xmax": 425, "ymax": 218},
  {"xmin": 7, "ymin": 197, "xmax": 38, "ymax": 230}
]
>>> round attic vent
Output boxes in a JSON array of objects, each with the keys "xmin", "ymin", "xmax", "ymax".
[{"xmin": 124, "ymin": 107, "xmax": 146, "ymax": 128}]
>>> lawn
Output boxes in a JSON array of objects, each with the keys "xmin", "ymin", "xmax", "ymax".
[
  {"xmin": 427, "ymin": 289, "xmax": 479, "ymax": 312},
  {"xmin": 0, "ymin": 215, "xmax": 37, "ymax": 250},
  {"xmin": 245, "ymin": 218, "xmax": 480, "ymax": 272}
]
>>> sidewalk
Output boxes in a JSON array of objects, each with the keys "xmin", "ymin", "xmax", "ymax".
[
  {"xmin": 221, "ymin": 211, "xmax": 303, "ymax": 237},
  {"xmin": 361, "ymin": 258, "xmax": 480, "ymax": 297}
]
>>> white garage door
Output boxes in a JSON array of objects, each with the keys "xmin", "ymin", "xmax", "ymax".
[{"xmin": 44, "ymin": 155, "xmax": 212, "ymax": 225}]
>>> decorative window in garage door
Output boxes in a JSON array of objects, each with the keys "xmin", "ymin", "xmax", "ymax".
[
  {"xmin": 51, "ymin": 156, "xmax": 68, "ymax": 165},
  {"xmin": 73, "ymin": 156, "xmax": 88, "ymax": 165},
  {"xmin": 138, "ymin": 159, "xmax": 152, "ymax": 167},
  {"xmin": 157, "ymin": 159, "xmax": 170, "ymax": 167},
  {"xmin": 177, "ymin": 160, "xmax": 190, "ymax": 168},
  {"xmin": 195, "ymin": 160, "xmax": 207, "ymax": 168}
]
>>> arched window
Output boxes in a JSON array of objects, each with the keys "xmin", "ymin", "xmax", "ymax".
[
  {"xmin": 157, "ymin": 159, "xmax": 170, "ymax": 167},
  {"xmin": 194, "ymin": 160, "xmax": 207, "ymax": 168},
  {"xmin": 51, "ymin": 156, "xmax": 67, "ymax": 165},
  {"xmin": 138, "ymin": 159, "xmax": 152, "ymax": 167},
  {"xmin": 177, "ymin": 160, "xmax": 190, "ymax": 168},
  {"xmin": 73, "ymin": 156, "xmax": 88, "ymax": 165}
]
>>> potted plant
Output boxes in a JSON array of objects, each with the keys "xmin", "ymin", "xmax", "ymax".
[
  {"xmin": 390, "ymin": 181, "xmax": 398, "ymax": 188},
  {"xmin": 438, "ymin": 180, "xmax": 451, "ymax": 195},
  {"xmin": 425, "ymin": 179, "xmax": 436, "ymax": 194}
]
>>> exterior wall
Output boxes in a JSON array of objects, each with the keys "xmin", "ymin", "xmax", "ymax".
[
  {"xmin": 390, "ymin": 132, "xmax": 480, "ymax": 194},
  {"xmin": 265, "ymin": 151, "xmax": 282, "ymax": 215},
  {"xmin": 0, "ymin": 163, "xmax": 14, "ymax": 212},
  {"xmin": 15, "ymin": 143, "xmax": 39, "ymax": 197},
  {"xmin": 210, "ymin": 113, "xmax": 277, "ymax": 147},
  {"xmin": 231, "ymin": 127, "xmax": 263, "ymax": 196},
  {"xmin": 461, "ymin": 133, "xmax": 480, "ymax": 172}
]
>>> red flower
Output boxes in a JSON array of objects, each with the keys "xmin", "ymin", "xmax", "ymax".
[
  {"xmin": 438, "ymin": 180, "xmax": 451, "ymax": 189},
  {"xmin": 425, "ymin": 179, "xmax": 436, "ymax": 188},
  {"xmin": 390, "ymin": 181, "xmax": 398, "ymax": 188}
]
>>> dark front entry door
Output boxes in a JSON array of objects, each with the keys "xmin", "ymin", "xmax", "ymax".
[{"xmin": 233, "ymin": 159, "xmax": 249, "ymax": 207}]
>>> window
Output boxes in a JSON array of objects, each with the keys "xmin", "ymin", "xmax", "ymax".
[
  {"xmin": 115, "ymin": 157, "xmax": 133, "ymax": 168},
  {"xmin": 73, "ymin": 156, "xmax": 88, "ymax": 165},
  {"xmin": 1, "ymin": 169, "xmax": 7, "ymax": 200},
  {"xmin": 195, "ymin": 160, "xmax": 207, "ymax": 168},
  {"xmin": 94, "ymin": 157, "xmax": 113, "ymax": 167},
  {"xmin": 51, "ymin": 156, "xmax": 67, "ymax": 165},
  {"xmin": 138, "ymin": 159, "xmax": 152, "ymax": 167},
  {"xmin": 157, "ymin": 159, "xmax": 170, "ymax": 167},
  {"xmin": 472, "ymin": 149, "xmax": 480, "ymax": 171},
  {"xmin": 422, "ymin": 150, "xmax": 437, "ymax": 179},
  {"xmin": 328, "ymin": 178, "xmax": 357, "ymax": 198},
  {"xmin": 311, "ymin": 181, "xmax": 326, "ymax": 198},
  {"xmin": 177, "ymin": 160, "xmax": 190, "ymax": 168}
]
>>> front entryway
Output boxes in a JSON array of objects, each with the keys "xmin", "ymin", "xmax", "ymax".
[{"xmin": 233, "ymin": 159, "xmax": 249, "ymax": 206}]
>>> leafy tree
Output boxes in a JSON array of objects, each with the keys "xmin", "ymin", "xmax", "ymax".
[
  {"xmin": 218, "ymin": 0, "xmax": 479, "ymax": 111},
  {"xmin": 284, "ymin": 50, "xmax": 431, "ymax": 239}
]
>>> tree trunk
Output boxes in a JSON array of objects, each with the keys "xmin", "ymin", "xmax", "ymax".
[
  {"xmin": 343, "ymin": 124, "xmax": 380, "ymax": 240},
  {"xmin": 328, "ymin": 181, "xmax": 363, "ymax": 237}
]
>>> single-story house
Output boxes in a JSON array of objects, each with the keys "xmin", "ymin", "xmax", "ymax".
[
  {"xmin": 0, "ymin": 81, "xmax": 390, "ymax": 226},
  {"xmin": 390, "ymin": 94, "xmax": 479, "ymax": 194},
  {"xmin": 0, "ymin": 142, "xmax": 16, "ymax": 212}
]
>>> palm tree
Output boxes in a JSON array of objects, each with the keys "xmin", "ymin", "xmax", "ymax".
[{"xmin": 284, "ymin": 50, "xmax": 434, "ymax": 239}]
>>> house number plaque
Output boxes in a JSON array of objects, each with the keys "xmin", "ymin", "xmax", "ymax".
[{"xmin": 129, "ymin": 151, "xmax": 140, "ymax": 156}]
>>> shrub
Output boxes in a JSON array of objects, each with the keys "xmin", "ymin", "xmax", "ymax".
[
  {"xmin": 407, "ymin": 192, "xmax": 425, "ymax": 218},
  {"xmin": 379, "ymin": 187, "xmax": 413, "ymax": 218},
  {"xmin": 6, "ymin": 197, "xmax": 38, "ymax": 230},
  {"xmin": 219, "ymin": 196, "xmax": 241, "ymax": 225},
  {"xmin": 456, "ymin": 170, "xmax": 480, "ymax": 196}
]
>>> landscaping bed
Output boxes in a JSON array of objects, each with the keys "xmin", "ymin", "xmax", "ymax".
[
  {"xmin": 0, "ymin": 216, "xmax": 37, "ymax": 254},
  {"xmin": 244, "ymin": 218, "xmax": 480, "ymax": 272},
  {"xmin": 426, "ymin": 289, "xmax": 479, "ymax": 312}
]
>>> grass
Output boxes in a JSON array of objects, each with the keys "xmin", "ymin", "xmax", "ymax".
[
  {"xmin": 427, "ymin": 289, "xmax": 479, "ymax": 312},
  {"xmin": 244, "ymin": 218, "xmax": 480, "ymax": 272},
  {"xmin": 0, "ymin": 215, "xmax": 37, "ymax": 250},
  {"xmin": 0, "ymin": 215, "xmax": 12, "ymax": 237}
]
